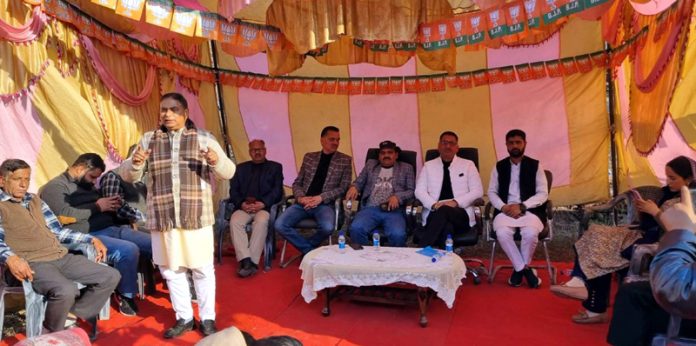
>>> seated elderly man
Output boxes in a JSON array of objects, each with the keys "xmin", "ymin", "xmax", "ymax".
[
  {"xmin": 0, "ymin": 159, "xmax": 119, "ymax": 333},
  {"xmin": 345, "ymin": 140, "xmax": 415, "ymax": 246},
  {"xmin": 40, "ymin": 153, "xmax": 151, "ymax": 316}
]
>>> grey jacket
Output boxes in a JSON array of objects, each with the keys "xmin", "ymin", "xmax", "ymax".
[
  {"xmin": 353, "ymin": 159, "xmax": 415, "ymax": 206},
  {"xmin": 650, "ymin": 229, "xmax": 696, "ymax": 319}
]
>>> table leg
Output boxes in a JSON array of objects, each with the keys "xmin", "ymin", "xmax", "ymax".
[
  {"xmin": 417, "ymin": 288, "xmax": 431, "ymax": 327},
  {"xmin": 322, "ymin": 287, "xmax": 331, "ymax": 316}
]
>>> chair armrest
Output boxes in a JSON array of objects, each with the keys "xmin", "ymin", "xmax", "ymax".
[
  {"xmin": 546, "ymin": 200, "xmax": 554, "ymax": 220},
  {"xmin": 625, "ymin": 243, "xmax": 659, "ymax": 283}
]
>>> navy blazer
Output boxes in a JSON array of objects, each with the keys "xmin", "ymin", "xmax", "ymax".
[{"xmin": 229, "ymin": 160, "xmax": 284, "ymax": 211}]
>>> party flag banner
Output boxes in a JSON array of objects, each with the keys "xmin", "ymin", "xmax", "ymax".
[
  {"xmin": 91, "ymin": 0, "xmax": 117, "ymax": 10},
  {"xmin": 170, "ymin": 6, "xmax": 197, "ymax": 36},
  {"xmin": 145, "ymin": 0, "xmax": 173, "ymax": 28},
  {"xmin": 115, "ymin": 0, "xmax": 145, "ymax": 20}
]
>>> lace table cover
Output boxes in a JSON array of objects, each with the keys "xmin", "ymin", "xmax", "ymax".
[{"xmin": 300, "ymin": 246, "xmax": 466, "ymax": 308}]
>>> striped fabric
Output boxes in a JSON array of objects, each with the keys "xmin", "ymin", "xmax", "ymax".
[{"xmin": 147, "ymin": 128, "xmax": 210, "ymax": 231}]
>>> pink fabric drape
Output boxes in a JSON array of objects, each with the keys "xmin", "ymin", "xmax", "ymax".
[
  {"xmin": 0, "ymin": 6, "xmax": 47, "ymax": 43},
  {"xmin": 629, "ymin": 0, "xmax": 678, "ymax": 15},
  {"xmin": 80, "ymin": 35, "xmax": 157, "ymax": 106},
  {"xmin": 488, "ymin": 34, "xmax": 570, "ymax": 187},
  {"xmin": 235, "ymin": 54, "xmax": 297, "ymax": 186},
  {"xmin": 348, "ymin": 61, "xmax": 422, "ymax": 175},
  {"xmin": 0, "ymin": 93, "xmax": 44, "ymax": 193}
]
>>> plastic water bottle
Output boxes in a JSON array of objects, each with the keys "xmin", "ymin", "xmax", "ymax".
[
  {"xmin": 338, "ymin": 231, "xmax": 346, "ymax": 253},
  {"xmin": 372, "ymin": 231, "xmax": 381, "ymax": 250},
  {"xmin": 445, "ymin": 234, "xmax": 454, "ymax": 254}
]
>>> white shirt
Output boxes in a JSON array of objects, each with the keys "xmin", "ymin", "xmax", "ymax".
[{"xmin": 488, "ymin": 159, "xmax": 548, "ymax": 210}]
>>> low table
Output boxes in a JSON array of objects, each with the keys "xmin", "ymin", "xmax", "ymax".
[{"xmin": 300, "ymin": 245, "xmax": 466, "ymax": 326}]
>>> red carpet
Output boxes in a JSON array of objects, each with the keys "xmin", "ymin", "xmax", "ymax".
[{"xmin": 2, "ymin": 254, "xmax": 612, "ymax": 346}]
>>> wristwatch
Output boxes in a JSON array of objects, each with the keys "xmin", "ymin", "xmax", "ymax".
[{"xmin": 519, "ymin": 203, "xmax": 527, "ymax": 214}]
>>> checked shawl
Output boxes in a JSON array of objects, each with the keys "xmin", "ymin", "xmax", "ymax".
[{"xmin": 147, "ymin": 128, "xmax": 212, "ymax": 231}]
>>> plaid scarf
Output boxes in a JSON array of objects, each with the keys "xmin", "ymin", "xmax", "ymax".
[{"xmin": 147, "ymin": 128, "xmax": 210, "ymax": 231}]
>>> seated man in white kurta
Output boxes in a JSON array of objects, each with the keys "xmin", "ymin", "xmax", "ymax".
[
  {"xmin": 488, "ymin": 129, "xmax": 548, "ymax": 289},
  {"xmin": 121, "ymin": 93, "xmax": 235, "ymax": 339}
]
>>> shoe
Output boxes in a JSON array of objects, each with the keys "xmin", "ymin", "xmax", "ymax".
[
  {"xmin": 238, "ymin": 258, "xmax": 258, "ymax": 278},
  {"xmin": 164, "ymin": 319, "xmax": 196, "ymax": 339},
  {"xmin": 550, "ymin": 283, "xmax": 588, "ymax": 300},
  {"xmin": 118, "ymin": 295, "xmax": 138, "ymax": 316},
  {"xmin": 508, "ymin": 270, "xmax": 524, "ymax": 287},
  {"xmin": 199, "ymin": 319, "xmax": 217, "ymax": 336},
  {"xmin": 523, "ymin": 268, "xmax": 542, "ymax": 288},
  {"xmin": 572, "ymin": 310, "xmax": 608, "ymax": 324}
]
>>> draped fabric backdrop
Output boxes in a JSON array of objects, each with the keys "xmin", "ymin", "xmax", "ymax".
[{"xmin": 2, "ymin": 0, "xmax": 696, "ymax": 207}]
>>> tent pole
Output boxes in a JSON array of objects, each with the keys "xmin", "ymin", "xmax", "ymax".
[
  {"xmin": 209, "ymin": 40, "xmax": 235, "ymax": 161},
  {"xmin": 605, "ymin": 42, "xmax": 619, "ymax": 198}
]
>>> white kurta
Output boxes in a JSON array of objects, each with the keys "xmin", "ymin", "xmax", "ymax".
[
  {"xmin": 488, "ymin": 160, "xmax": 548, "ymax": 230},
  {"xmin": 120, "ymin": 128, "xmax": 235, "ymax": 269}
]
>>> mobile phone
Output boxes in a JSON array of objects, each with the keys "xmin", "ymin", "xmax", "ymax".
[
  {"xmin": 689, "ymin": 188, "xmax": 696, "ymax": 214},
  {"xmin": 349, "ymin": 242, "xmax": 363, "ymax": 250},
  {"xmin": 631, "ymin": 189, "xmax": 642, "ymax": 200}
]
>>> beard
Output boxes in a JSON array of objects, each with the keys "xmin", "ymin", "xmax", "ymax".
[
  {"xmin": 77, "ymin": 177, "xmax": 95, "ymax": 190},
  {"xmin": 509, "ymin": 148, "xmax": 524, "ymax": 158}
]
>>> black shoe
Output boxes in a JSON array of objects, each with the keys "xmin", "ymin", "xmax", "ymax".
[
  {"xmin": 164, "ymin": 319, "xmax": 195, "ymax": 339},
  {"xmin": 199, "ymin": 319, "xmax": 217, "ymax": 336},
  {"xmin": 523, "ymin": 268, "xmax": 542, "ymax": 288},
  {"xmin": 508, "ymin": 270, "xmax": 524, "ymax": 287},
  {"xmin": 118, "ymin": 295, "xmax": 138, "ymax": 316},
  {"xmin": 238, "ymin": 260, "xmax": 258, "ymax": 278}
]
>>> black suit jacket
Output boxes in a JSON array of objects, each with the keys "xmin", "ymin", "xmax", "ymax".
[{"xmin": 229, "ymin": 160, "xmax": 284, "ymax": 211}]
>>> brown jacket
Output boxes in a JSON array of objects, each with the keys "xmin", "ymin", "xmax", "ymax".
[{"xmin": 292, "ymin": 151, "xmax": 352, "ymax": 203}]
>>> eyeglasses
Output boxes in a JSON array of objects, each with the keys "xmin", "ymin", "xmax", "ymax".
[
  {"xmin": 250, "ymin": 148, "xmax": 266, "ymax": 152},
  {"xmin": 439, "ymin": 140, "xmax": 457, "ymax": 146}
]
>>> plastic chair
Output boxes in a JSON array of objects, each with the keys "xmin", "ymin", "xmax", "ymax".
[
  {"xmin": 0, "ymin": 243, "xmax": 110, "ymax": 339},
  {"xmin": 579, "ymin": 185, "xmax": 664, "ymax": 236},
  {"xmin": 413, "ymin": 148, "xmax": 487, "ymax": 284},
  {"xmin": 486, "ymin": 170, "xmax": 556, "ymax": 285},
  {"xmin": 214, "ymin": 198, "xmax": 283, "ymax": 271}
]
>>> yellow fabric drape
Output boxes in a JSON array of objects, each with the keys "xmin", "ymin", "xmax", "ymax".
[
  {"xmin": 668, "ymin": 7, "xmax": 696, "ymax": 149},
  {"xmin": 629, "ymin": 1, "xmax": 692, "ymax": 154},
  {"xmin": 80, "ymin": 35, "xmax": 161, "ymax": 158},
  {"xmin": 266, "ymin": 0, "xmax": 454, "ymax": 53},
  {"xmin": 313, "ymin": 36, "xmax": 412, "ymax": 68},
  {"xmin": 0, "ymin": 0, "xmax": 47, "ymax": 94}
]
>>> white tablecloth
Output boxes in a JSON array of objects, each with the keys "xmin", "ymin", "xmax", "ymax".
[{"xmin": 300, "ymin": 246, "xmax": 466, "ymax": 308}]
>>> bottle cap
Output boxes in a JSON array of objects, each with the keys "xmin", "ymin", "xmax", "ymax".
[
  {"xmin": 431, "ymin": 257, "xmax": 437, "ymax": 263},
  {"xmin": 339, "ymin": 231, "xmax": 344, "ymax": 236},
  {"xmin": 447, "ymin": 233, "xmax": 452, "ymax": 239}
]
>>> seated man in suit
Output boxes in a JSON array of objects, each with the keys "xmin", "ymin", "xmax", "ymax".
[
  {"xmin": 415, "ymin": 131, "xmax": 483, "ymax": 248},
  {"xmin": 0, "ymin": 159, "xmax": 119, "ymax": 333},
  {"xmin": 345, "ymin": 140, "xmax": 415, "ymax": 247},
  {"xmin": 228, "ymin": 139, "xmax": 283, "ymax": 277},
  {"xmin": 488, "ymin": 129, "xmax": 548, "ymax": 288},
  {"xmin": 274, "ymin": 126, "xmax": 352, "ymax": 255},
  {"xmin": 40, "ymin": 153, "xmax": 152, "ymax": 316}
]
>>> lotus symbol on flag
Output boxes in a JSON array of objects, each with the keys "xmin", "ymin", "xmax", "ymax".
[
  {"xmin": 176, "ymin": 13, "xmax": 193, "ymax": 27},
  {"xmin": 525, "ymin": 0, "xmax": 537, "ymax": 13},
  {"xmin": 438, "ymin": 23, "xmax": 447, "ymax": 37},
  {"xmin": 263, "ymin": 31, "xmax": 278, "ymax": 47},
  {"xmin": 453, "ymin": 20, "xmax": 462, "ymax": 35},
  {"xmin": 471, "ymin": 16, "xmax": 481, "ymax": 32},
  {"xmin": 202, "ymin": 17, "xmax": 215, "ymax": 31},
  {"xmin": 422, "ymin": 26, "xmax": 432, "ymax": 42},
  {"xmin": 489, "ymin": 10, "xmax": 500, "ymax": 27},
  {"xmin": 241, "ymin": 26, "xmax": 258, "ymax": 46},
  {"xmin": 509, "ymin": 6, "xmax": 520, "ymax": 23},
  {"xmin": 151, "ymin": 4, "xmax": 169, "ymax": 22},
  {"xmin": 546, "ymin": 0, "xmax": 558, "ymax": 10}
]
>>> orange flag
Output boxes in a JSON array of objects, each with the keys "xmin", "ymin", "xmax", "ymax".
[
  {"xmin": 196, "ymin": 12, "xmax": 220, "ymax": 40},
  {"xmin": 170, "ymin": 6, "xmax": 197, "ymax": 36},
  {"xmin": 115, "ymin": 0, "xmax": 146, "ymax": 20},
  {"xmin": 145, "ymin": 0, "xmax": 173, "ymax": 29},
  {"xmin": 92, "ymin": 0, "xmax": 117, "ymax": 10}
]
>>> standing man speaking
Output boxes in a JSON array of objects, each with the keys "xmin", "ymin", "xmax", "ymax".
[{"xmin": 121, "ymin": 93, "xmax": 235, "ymax": 339}]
